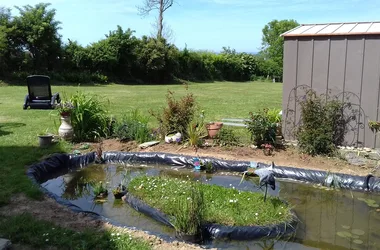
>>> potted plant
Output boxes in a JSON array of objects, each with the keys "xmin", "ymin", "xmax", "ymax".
[
  {"xmin": 369, "ymin": 120, "xmax": 380, "ymax": 133},
  {"xmin": 37, "ymin": 130, "xmax": 54, "ymax": 148},
  {"xmin": 91, "ymin": 181, "xmax": 108, "ymax": 199},
  {"xmin": 112, "ymin": 184, "xmax": 127, "ymax": 199},
  {"xmin": 206, "ymin": 122, "xmax": 223, "ymax": 138},
  {"xmin": 56, "ymin": 101, "xmax": 74, "ymax": 141}
]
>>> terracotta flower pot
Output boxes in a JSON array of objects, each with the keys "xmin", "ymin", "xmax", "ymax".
[{"xmin": 206, "ymin": 122, "xmax": 223, "ymax": 138}]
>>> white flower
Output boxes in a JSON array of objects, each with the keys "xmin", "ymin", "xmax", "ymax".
[
  {"xmin": 229, "ymin": 184, "xmax": 232, "ymax": 186},
  {"xmin": 229, "ymin": 199, "xmax": 234, "ymax": 203},
  {"xmin": 255, "ymin": 213, "xmax": 258, "ymax": 216},
  {"xmin": 46, "ymin": 239, "xmax": 49, "ymax": 242},
  {"xmin": 111, "ymin": 233, "xmax": 115, "ymax": 236},
  {"xmin": 116, "ymin": 233, "xmax": 120, "ymax": 236}
]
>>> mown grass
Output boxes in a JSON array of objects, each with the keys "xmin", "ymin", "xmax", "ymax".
[
  {"xmin": 128, "ymin": 175, "xmax": 292, "ymax": 226},
  {"xmin": 0, "ymin": 214, "xmax": 150, "ymax": 250},
  {"xmin": 0, "ymin": 81, "xmax": 281, "ymax": 247}
]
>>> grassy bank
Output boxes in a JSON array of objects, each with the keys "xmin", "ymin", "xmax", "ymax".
[
  {"xmin": 0, "ymin": 214, "xmax": 150, "ymax": 250},
  {"xmin": 128, "ymin": 175, "xmax": 292, "ymax": 226}
]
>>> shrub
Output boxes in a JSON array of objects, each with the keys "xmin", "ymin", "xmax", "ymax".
[
  {"xmin": 70, "ymin": 91, "xmax": 111, "ymax": 142},
  {"xmin": 113, "ymin": 109, "xmax": 152, "ymax": 143},
  {"xmin": 213, "ymin": 127, "xmax": 240, "ymax": 147},
  {"xmin": 245, "ymin": 109, "xmax": 277, "ymax": 146},
  {"xmin": 297, "ymin": 90, "xmax": 347, "ymax": 156},
  {"xmin": 150, "ymin": 90, "xmax": 196, "ymax": 138}
]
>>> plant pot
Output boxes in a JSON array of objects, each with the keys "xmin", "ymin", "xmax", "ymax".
[
  {"xmin": 206, "ymin": 122, "xmax": 223, "ymax": 138},
  {"xmin": 95, "ymin": 190, "xmax": 108, "ymax": 199},
  {"xmin": 165, "ymin": 132, "xmax": 182, "ymax": 143},
  {"xmin": 175, "ymin": 231, "xmax": 203, "ymax": 244},
  {"xmin": 113, "ymin": 192, "xmax": 126, "ymax": 199},
  {"xmin": 38, "ymin": 135, "xmax": 53, "ymax": 148},
  {"xmin": 58, "ymin": 115, "xmax": 74, "ymax": 141}
]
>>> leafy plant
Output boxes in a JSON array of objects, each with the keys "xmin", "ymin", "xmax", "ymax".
[
  {"xmin": 172, "ymin": 181, "xmax": 205, "ymax": 236},
  {"xmin": 56, "ymin": 101, "xmax": 74, "ymax": 116},
  {"xmin": 186, "ymin": 110, "xmax": 207, "ymax": 148},
  {"xmin": 213, "ymin": 127, "xmax": 240, "ymax": 147},
  {"xmin": 261, "ymin": 143, "xmax": 274, "ymax": 156},
  {"xmin": 245, "ymin": 110, "xmax": 277, "ymax": 146},
  {"xmin": 114, "ymin": 109, "xmax": 152, "ymax": 143},
  {"xmin": 91, "ymin": 181, "xmax": 108, "ymax": 197},
  {"xmin": 297, "ymin": 90, "xmax": 348, "ymax": 156},
  {"xmin": 203, "ymin": 161, "xmax": 215, "ymax": 174},
  {"xmin": 150, "ymin": 90, "xmax": 196, "ymax": 139},
  {"xmin": 266, "ymin": 108, "xmax": 282, "ymax": 124},
  {"xmin": 368, "ymin": 121, "xmax": 380, "ymax": 133},
  {"xmin": 69, "ymin": 91, "xmax": 111, "ymax": 142}
]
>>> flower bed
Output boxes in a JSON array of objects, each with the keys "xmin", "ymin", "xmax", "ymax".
[{"xmin": 128, "ymin": 175, "xmax": 292, "ymax": 227}]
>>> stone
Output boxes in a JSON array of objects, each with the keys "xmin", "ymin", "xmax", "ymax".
[
  {"xmin": 344, "ymin": 152, "xmax": 367, "ymax": 166},
  {"xmin": 0, "ymin": 239, "xmax": 11, "ymax": 250}
]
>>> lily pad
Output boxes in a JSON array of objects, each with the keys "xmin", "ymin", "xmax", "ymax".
[
  {"xmin": 351, "ymin": 235, "xmax": 360, "ymax": 239},
  {"xmin": 353, "ymin": 239, "xmax": 363, "ymax": 244},
  {"xmin": 351, "ymin": 229, "xmax": 365, "ymax": 236},
  {"xmin": 342, "ymin": 225, "xmax": 351, "ymax": 230},
  {"xmin": 337, "ymin": 231, "xmax": 352, "ymax": 238},
  {"xmin": 357, "ymin": 197, "xmax": 367, "ymax": 201}
]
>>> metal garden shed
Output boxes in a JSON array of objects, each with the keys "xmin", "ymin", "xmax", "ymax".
[{"xmin": 281, "ymin": 22, "xmax": 380, "ymax": 148}]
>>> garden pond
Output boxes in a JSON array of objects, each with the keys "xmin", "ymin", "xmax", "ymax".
[{"xmin": 42, "ymin": 163, "xmax": 380, "ymax": 250}]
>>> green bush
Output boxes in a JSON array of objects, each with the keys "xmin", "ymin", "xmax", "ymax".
[
  {"xmin": 297, "ymin": 90, "xmax": 347, "ymax": 156},
  {"xmin": 69, "ymin": 91, "xmax": 111, "ymax": 142},
  {"xmin": 114, "ymin": 109, "xmax": 152, "ymax": 143},
  {"xmin": 150, "ymin": 90, "xmax": 196, "ymax": 138},
  {"xmin": 214, "ymin": 127, "xmax": 240, "ymax": 147},
  {"xmin": 245, "ymin": 109, "xmax": 277, "ymax": 146}
]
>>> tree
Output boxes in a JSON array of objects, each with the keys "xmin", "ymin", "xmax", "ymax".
[
  {"xmin": 12, "ymin": 3, "xmax": 62, "ymax": 71},
  {"xmin": 150, "ymin": 16, "xmax": 175, "ymax": 43},
  {"xmin": 137, "ymin": 0, "xmax": 174, "ymax": 39},
  {"xmin": 260, "ymin": 19, "xmax": 299, "ymax": 68}
]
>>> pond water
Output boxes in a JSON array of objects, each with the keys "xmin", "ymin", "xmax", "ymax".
[{"xmin": 42, "ymin": 164, "xmax": 380, "ymax": 250}]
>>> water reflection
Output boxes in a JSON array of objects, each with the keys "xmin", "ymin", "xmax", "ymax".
[{"xmin": 42, "ymin": 164, "xmax": 380, "ymax": 250}]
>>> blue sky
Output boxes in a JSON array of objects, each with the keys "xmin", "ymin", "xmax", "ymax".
[{"xmin": 2, "ymin": 0, "xmax": 380, "ymax": 53}]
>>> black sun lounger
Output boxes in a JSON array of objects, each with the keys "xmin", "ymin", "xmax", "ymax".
[{"xmin": 23, "ymin": 75, "xmax": 61, "ymax": 110}]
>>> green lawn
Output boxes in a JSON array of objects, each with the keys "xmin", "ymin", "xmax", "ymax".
[{"xmin": 0, "ymin": 80, "xmax": 282, "ymax": 248}]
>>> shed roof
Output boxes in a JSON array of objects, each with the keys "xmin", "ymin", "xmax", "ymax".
[{"xmin": 281, "ymin": 21, "xmax": 380, "ymax": 37}]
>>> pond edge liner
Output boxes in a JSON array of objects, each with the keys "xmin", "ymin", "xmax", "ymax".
[
  {"xmin": 123, "ymin": 192, "xmax": 298, "ymax": 241},
  {"xmin": 25, "ymin": 151, "xmax": 380, "ymax": 242}
]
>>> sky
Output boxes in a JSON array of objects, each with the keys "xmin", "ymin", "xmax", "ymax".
[{"xmin": 2, "ymin": 0, "xmax": 380, "ymax": 53}]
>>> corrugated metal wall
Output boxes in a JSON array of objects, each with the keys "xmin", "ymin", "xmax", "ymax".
[{"xmin": 282, "ymin": 35, "xmax": 380, "ymax": 148}]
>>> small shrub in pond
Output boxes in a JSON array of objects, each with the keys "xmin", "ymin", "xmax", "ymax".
[
  {"xmin": 297, "ymin": 90, "xmax": 348, "ymax": 156},
  {"xmin": 213, "ymin": 127, "xmax": 240, "ymax": 147},
  {"xmin": 150, "ymin": 90, "xmax": 196, "ymax": 139},
  {"xmin": 114, "ymin": 109, "xmax": 152, "ymax": 143},
  {"xmin": 245, "ymin": 109, "xmax": 277, "ymax": 146},
  {"xmin": 70, "ymin": 91, "xmax": 111, "ymax": 142},
  {"xmin": 128, "ymin": 176, "xmax": 292, "ymax": 227}
]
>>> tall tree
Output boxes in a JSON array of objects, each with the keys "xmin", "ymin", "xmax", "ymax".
[
  {"xmin": 260, "ymin": 19, "xmax": 299, "ymax": 67},
  {"xmin": 137, "ymin": 0, "xmax": 174, "ymax": 39},
  {"xmin": 12, "ymin": 3, "xmax": 62, "ymax": 71}
]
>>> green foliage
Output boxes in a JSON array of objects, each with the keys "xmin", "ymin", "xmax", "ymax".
[
  {"xmin": 245, "ymin": 110, "xmax": 277, "ymax": 146},
  {"xmin": 186, "ymin": 111, "xmax": 207, "ymax": 148},
  {"xmin": 0, "ymin": 214, "xmax": 151, "ymax": 250},
  {"xmin": 266, "ymin": 108, "xmax": 282, "ymax": 123},
  {"xmin": 128, "ymin": 175, "xmax": 292, "ymax": 226},
  {"xmin": 214, "ymin": 127, "xmax": 240, "ymax": 147},
  {"xmin": 172, "ymin": 181, "xmax": 205, "ymax": 235},
  {"xmin": 150, "ymin": 90, "xmax": 196, "ymax": 138},
  {"xmin": 69, "ymin": 91, "xmax": 111, "ymax": 142},
  {"xmin": 297, "ymin": 90, "xmax": 347, "ymax": 156},
  {"xmin": 114, "ymin": 109, "xmax": 152, "ymax": 143},
  {"xmin": 90, "ymin": 181, "xmax": 107, "ymax": 196},
  {"xmin": 261, "ymin": 19, "xmax": 299, "ymax": 68}
]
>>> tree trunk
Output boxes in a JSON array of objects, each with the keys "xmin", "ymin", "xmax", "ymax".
[{"xmin": 158, "ymin": 0, "xmax": 164, "ymax": 39}]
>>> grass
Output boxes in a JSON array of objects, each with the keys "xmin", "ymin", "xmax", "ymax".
[
  {"xmin": 0, "ymin": 214, "xmax": 150, "ymax": 250},
  {"xmin": 128, "ymin": 175, "xmax": 292, "ymax": 226},
  {"xmin": 0, "ymin": 80, "xmax": 282, "ymax": 247}
]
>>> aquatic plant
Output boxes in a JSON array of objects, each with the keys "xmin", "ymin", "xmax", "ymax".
[
  {"xmin": 128, "ymin": 176, "xmax": 292, "ymax": 226},
  {"xmin": 91, "ymin": 181, "xmax": 108, "ymax": 198}
]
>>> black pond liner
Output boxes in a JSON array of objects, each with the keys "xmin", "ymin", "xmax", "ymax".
[{"xmin": 26, "ymin": 151, "xmax": 379, "ymax": 242}]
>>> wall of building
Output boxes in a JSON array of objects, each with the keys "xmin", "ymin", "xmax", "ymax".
[{"xmin": 282, "ymin": 35, "xmax": 380, "ymax": 148}]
